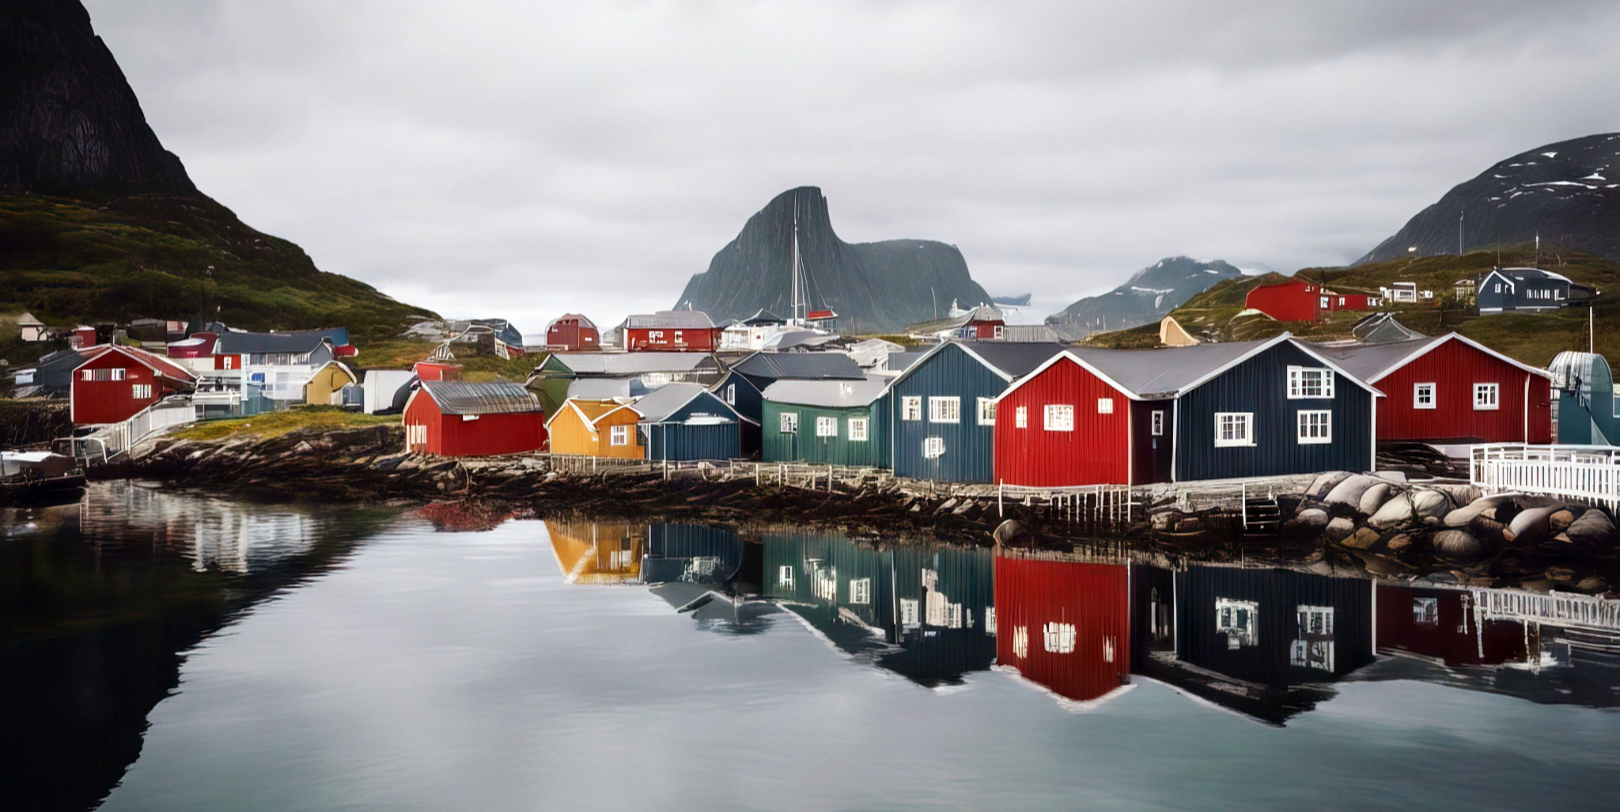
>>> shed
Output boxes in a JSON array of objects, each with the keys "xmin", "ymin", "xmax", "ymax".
[
  {"xmin": 632, "ymin": 382, "xmax": 749, "ymax": 462},
  {"xmin": 995, "ymin": 556, "xmax": 1130, "ymax": 703},
  {"xmin": 1244, "ymin": 280, "xmax": 1377, "ymax": 323},
  {"xmin": 761, "ymin": 376, "xmax": 891, "ymax": 467},
  {"xmin": 544, "ymin": 313, "xmax": 600, "ymax": 351},
  {"xmin": 528, "ymin": 351, "xmax": 724, "ymax": 415},
  {"xmin": 1315, "ymin": 333, "xmax": 1551, "ymax": 445},
  {"xmin": 886, "ymin": 341, "xmax": 1065, "ymax": 483},
  {"xmin": 362, "ymin": 369, "xmax": 417, "ymax": 414},
  {"xmin": 403, "ymin": 380, "xmax": 547, "ymax": 456},
  {"xmin": 1374, "ymin": 583, "xmax": 1530, "ymax": 667},
  {"xmin": 545, "ymin": 398, "xmax": 645, "ymax": 458},
  {"xmin": 70, "ymin": 345, "xmax": 197, "ymax": 425},
  {"xmin": 17, "ymin": 312, "xmax": 48, "ymax": 342},
  {"xmin": 1547, "ymin": 351, "xmax": 1615, "ymax": 445},
  {"xmin": 641, "ymin": 523, "xmax": 746, "ymax": 586},
  {"xmin": 621, "ymin": 311, "xmax": 721, "ymax": 352},
  {"xmin": 303, "ymin": 361, "xmax": 358, "ymax": 406}
]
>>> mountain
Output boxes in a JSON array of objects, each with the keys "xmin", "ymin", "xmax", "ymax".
[
  {"xmin": 0, "ymin": 0, "xmax": 434, "ymax": 339},
  {"xmin": 675, "ymin": 187, "xmax": 992, "ymax": 334},
  {"xmin": 1358, "ymin": 132, "xmax": 1620, "ymax": 265},
  {"xmin": 1047, "ymin": 257, "xmax": 1243, "ymax": 337},
  {"xmin": 992, "ymin": 294, "xmax": 1031, "ymax": 306}
]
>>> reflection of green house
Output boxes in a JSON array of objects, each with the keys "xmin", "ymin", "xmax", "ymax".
[
  {"xmin": 761, "ymin": 377, "xmax": 891, "ymax": 467},
  {"xmin": 761, "ymin": 530, "xmax": 996, "ymax": 687},
  {"xmin": 1549, "ymin": 351, "xmax": 1617, "ymax": 445}
]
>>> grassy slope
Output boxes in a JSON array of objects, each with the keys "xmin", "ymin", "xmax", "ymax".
[
  {"xmin": 359, "ymin": 338, "xmax": 544, "ymax": 382},
  {"xmin": 1086, "ymin": 246, "xmax": 1620, "ymax": 366},
  {"xmin": 0, "ymin": 192, "xmax": 437, "ymax": 341},
  {"xmin": 169, "ymin": 407, "xmax": 395, "ymax": 441}
]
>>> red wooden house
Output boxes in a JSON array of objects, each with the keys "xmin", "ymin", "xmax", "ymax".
[
  {"xmin": 995, "ymin": 555, "xmax": 1131, "ymax": 703},
  {"xmin": 403, "ymin": 380, "xmax": 547, "ymax": 456},
  {"xmin": 621, "ymin": 311, "xmax": 721, "ymax": 352},
  {"xmin": 545, "ymin": 313, "xmax": 600, "ymax": 351},
  {"xmin": 412, "ymin": 360, "xmax": 462, "ymax": 382},
  {"xmin": 71, "ymin": 345, "xmax": 197, "ymax": 425},
  {"xmin": 1245, "ymin": 280, "xmax": 1379, "ymax": 323},
  {"xmin": 1317, "ymin": 332, "xmax": 1552, "ymax": 444}
]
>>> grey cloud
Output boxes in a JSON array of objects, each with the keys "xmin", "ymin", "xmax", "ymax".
[{"xmin": 85, "ymin": 0, "xmax": 1620, "ymax": 334}]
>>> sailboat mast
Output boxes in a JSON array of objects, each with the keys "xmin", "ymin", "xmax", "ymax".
[{"xmin": 791, "ymin": 197, "xmax": 802, "ymax": 326}]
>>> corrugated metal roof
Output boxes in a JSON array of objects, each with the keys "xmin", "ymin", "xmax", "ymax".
[
  {"xmin": 1068, "ymin": 339, "xmax": 1280, "ymax": 398},
  {"xmin": 631, "ymin": 382, "xmax": 738, "ymax": 423},
  {"xmin": 625, "ymin": 311, "xmax": 717, "ymax": 330},
  {"xmin": 420, "ymin": 380, "xmax": 540, "ymax": 415},
  {"xmin": 1549, "ymin": 351, "xmax": 1602, "ymax": 393},
  {"xmin": 567, "ymin": 378, "xmax": 649, "ymax": 400},
  {"xmin": 82, "ymin": 344, "xmax": 197, "ymax": 382},
  {"xmin": 545, "ymin": 313, "xmax": 598, "ymax": 330},
  {"xmin": 958, "ymin": 341, "xmax": 1066, "ymax": 379},
  {"xmin": 549, "ymin": 352, "xmax": 714, "ymax": 375},
  {"xmin": 885, "ymin": 351, "xmax": 926, "ymax": 372},
  {"xmin": 762, "ymin": 376, "xmax": 890, "ymax": 408},
  {"xmin": 1311, "ymin": 337, "xmax": 1446, "ymax": 382},
  {"xmin": 732, "ymin": 351, "xmax": 865, "ymax": 381}
]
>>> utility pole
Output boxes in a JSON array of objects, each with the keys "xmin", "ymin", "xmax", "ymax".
[{"xmin": 1458, "ymin": 210, "xmax": 1465, "ymax": 255}]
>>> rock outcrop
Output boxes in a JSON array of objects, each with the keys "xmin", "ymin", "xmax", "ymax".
[{"xmin": 675, "ymin": 187, "xmax": 992, "ymax": 334}]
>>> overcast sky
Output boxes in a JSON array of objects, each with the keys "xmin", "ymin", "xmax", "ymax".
[{"xmin": 86, "ymin": 0, "xmax": 1620, "ymax": 339}]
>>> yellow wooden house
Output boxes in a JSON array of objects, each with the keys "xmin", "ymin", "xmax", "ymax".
[
  {"xmin": 544, "ymin": 397, "xmax": 645, "ymax": 458},
  {"xmin": 303, "ymin": 361, "xmax": 358, "ymax": 406}
]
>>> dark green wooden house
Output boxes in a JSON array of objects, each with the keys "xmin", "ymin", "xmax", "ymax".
[{"xmin": 760, "ymin": 377, "xmax": 891, "ymax": 467}]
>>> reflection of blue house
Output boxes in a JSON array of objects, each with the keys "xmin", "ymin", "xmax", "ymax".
[
  {"xmin": 641, "ymin": 524, "xmax": 745, "ymax": 586},
  {"xmin": 1549, "ymin": 351, "xmax": 1617, "ymax": 445}
]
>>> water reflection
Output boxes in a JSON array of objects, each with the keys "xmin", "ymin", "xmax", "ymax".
[{"xmin": 0, "ymin": 482, "xmax": 396, "ymax": 812}]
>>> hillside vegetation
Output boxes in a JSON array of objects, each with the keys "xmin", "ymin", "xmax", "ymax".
[{"xmin": 1086, "ymin": 246, "xmax": 1620, "ymax": 367}]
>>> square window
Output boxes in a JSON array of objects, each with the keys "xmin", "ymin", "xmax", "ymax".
[
  {"xmin": 111, "ymin": 368, "xmax": 126, "ymax": 381},
  {"xmin": 132, "ymin": 383, "xmax": 152, "ymax": 399},
  {"xmin": 848, "ymin": 418, "xmax": 868, "ymax": 441},
  {"xmin": 1043, "ymin": 622, "xmax": 1076, "ymax": 653},
  {"xmin": 610, "ymin": 425, "xmax": 629, "ymax": 446},
  {"xmin": 1287, "ymin": 366, "xmax": 1334, "ymax": 399},
  {"xmin": 850, "ymin": 578, "xmax": 871, "ymax": 605},
  {"xmin": 1097, "ymin": 397, "xmax": 1114, "ymax": 414},
  {"xmin": 1151, "ymin": 410, "xmax": 1165, "ymax": 436},
  {"xmin": 1297, "ymin": 410, "xmax": 1331, "ymax": 444},
  {"xmin": 1015, "ymin": 405, "xmax": 1027, "ymax": 428},
  {"xmin": 922, "ymin": 436, "xmax": 945, "ymax": 459},
  {"xmin": 816, "ymin": 416, "xmax": 837, "ymax": 437},
  {"xmin": 901, "ymin": 396, "xmax": 922, "ymax": 421},
  {"xmin": 779, "ymin": 412, "xmax": 799, "ymax": 433},
  {"xmin": 977, "ymin": 397, "xmax": 996, "ymax": 426},
  {"xmin": 1043, "ymin": 404, "xmax": 1074, "ymax": 432},
  {"xmin": 1474, "ymin": 383, "xmax": 1499, "ymax": 410},
  {"xmin": 928, "ymin": 397, "xmax": 960, "ymax": 423},
  {"xmin": 1215, "ymin": 412, "xmax": 1253, "ymax": 447},
  {"xmin": 1414, "ymin": 383, "xmax": 1436, "ymax": 409}
]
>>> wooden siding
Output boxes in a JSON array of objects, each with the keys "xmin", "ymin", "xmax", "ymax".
[
  {"xmin": 547, "ymin": 402, "xmax": 644, "ymax": 458},
  {"xmin": 995, "ymin": 557, "xmax": 1130, "ymax": 702},
  {"xmin": 1374, "ymin": 584, "xmax": 1528, "ymax": 667},
  {"xmin": 71, "ymin": 350, "xmax": 166, "ymax": 425},
  {"xmin": 403, "ymin": 391, "xmax": 548, "ymax": 457},
  {"xmin": 889, "ymin": 344, "xmax": 1007, "ymax": 483},
  {"xmin": 640, "ymin": 390, "xmax": 740, "ymax": 461},
  {"xmin": 1376, "ymin": 340, "xmax": 1551, "ymax": 443},
  {"xmin": 1245, "ymin": 281, "xmax": 1321, "ymax": 322},
  {"xmin": 642, "ymin": 523, "xmax": 744, "ymax": 585},
  {"xmin": 1174, "ymin": 342, "xmax": 1374, "ymax": 481},
  {"xmin": 545, "ymin": 521, "xmax": 645, "ymax": 584},
  {"xmin": 303, "ymin": 364, "xmax": 355, "ymax": 406},
  {"xmin": 545, "ymin": 319, "xmax": 600, "ymax": 350},
  {"xmin": 761, "ymin": 400, "xmax": 886, "ymax": 467},
  {"xmin": 1175, "ymin": 566, "xmax": 1373, "ymax": 687},
  {"xmin": 1129, "ymin": 398, "xmax": 1174, "ymax": 485},
  {"xmin": 994, "ymin": 357, "xmax": 1133, "ymax": 487},
  {"xmin": 625, "ymin": 327, "xmax": 720, "ymax": 352}
]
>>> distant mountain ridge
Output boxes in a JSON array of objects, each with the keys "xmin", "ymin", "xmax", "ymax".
[
  {"xmin": 0, "ymin": 0, "xmax": 434, "ymax": 338},
  {"xmin": 1359, "ymin": 132, "xmax": 1620, "ymax": 265},
  {"xmin": 675, "ymin": 187, "xmax": 992, "ymax": 334},
  {"xmin": 1047, "ymin": 257, "xmax": 1243, "ymax": 337}
]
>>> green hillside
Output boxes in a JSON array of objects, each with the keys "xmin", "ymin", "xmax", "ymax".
[
  {"xmin": 1087, "ymin": 246, "xmax": 1620, "ymax": 367},
  {"xmin": 0, "ymin": 192, "xmax": 436, "ymax": 341}
]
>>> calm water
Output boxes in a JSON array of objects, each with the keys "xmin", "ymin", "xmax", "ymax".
[{"xmin": 4, "ymin": 483, "xmax": 1619, "ymax": 811}]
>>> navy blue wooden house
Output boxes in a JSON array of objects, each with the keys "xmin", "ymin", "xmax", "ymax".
[
  {"xmin": 887, "ymin": 341, "xmax": 1065, "ymax": 483},
  {"xmin": 633, "ymin": 383, "xmax": 752, "ymax": 462},
  {"xmin": 710, "ymin": 351, "xmax": 865, "ymax": 457},
  {"xmin": 1477, "ymin": 267, "xmax": 1595, "ymax": 313}
]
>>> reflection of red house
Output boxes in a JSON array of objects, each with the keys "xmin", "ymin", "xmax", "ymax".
[
  {"xmin": 71, "ymin": 345, "xmax": 197, "ymax": 425},
  {"xmin": 1246, "ymin": 280, "xmax": 1379, "ymax": 323},
  {"xmin": 545, "ymin": 313, "xmax": 600, "ymax": 351},
  {"xmin": 403, "ymin": 381, "xmax": 547, "ymax": 456},
  {"xmin": 995, "ymin": 555, "xmax": 1130, "ymax": 702},
  {"xmin": 1318, "ymin": 333, "xmax": 1552, "ymax": 444},
  {"xmin": 1375, "ymin": 584, "xmax": 1529, "ymax": 667},
  {"xmin": 623, "ymin": 312, "xmax": 721, "ymax": 352}
]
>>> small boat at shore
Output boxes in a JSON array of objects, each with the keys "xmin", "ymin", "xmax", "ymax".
[{"xmin": 1, "ymin": 451, "xmax": 87, "ymax": 503}]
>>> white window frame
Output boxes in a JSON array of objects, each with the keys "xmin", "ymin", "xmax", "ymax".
[
  {"xmin": 815, "ymin": 416, "xmax": 837, "ymax": 437},
  {"xmin": 223, "ymin": 356, "xmax": 234, "ymax": 370},
  {"xmin": 649, "ymin": 330, "xmax": 664, "ymax": 340},
  {"xmin": 1319, "ymin": 296, "xmax": 1330, "ymax": 309},
  {"xmin": 1043, "ymin": 622, "xmax": 1076, "ymax": 654},
  {"xmin": 901, "ymin": 396, "xmax": 922, "ymax": 421},
  {"xmin": 1097, "ymin": 397, "xmax": 1114, "ymax": 414},
  {"xmin": 111, "ymin": 368, "xmax": 126, "ymax": 381},
  {"xmin": 1015, "ymin": 405, "xmax": 1027, "ymax": 428},
  {"xmin": 131, "ymin": 383, "xmax": 152, "ymax": 399},
  {"xmin": 977, "ymin": 397, "xmax": 996, "ymax": 426},
  {"xmin": 1043, "ymin": 404, "xmax": 1074, "ymax": 432},
  {"xmin": 610, "ymin": 425, "xmax": 629, "ymax": 446},
  {"xmin": 849, "ymin": 578, "xmax": 871, "ymax": 605},
  {"xmin": 848, "ymin": 417, "xmax": 868, "ymax": 442},
  {"xmin": 778, "ymin": 565, "xmax": 795, "ymax": 588},
  {"xmin": 1214, "ymin": 412, "xmax": 1254, "ymax": 447},
  {"xmin": 922, "ymin": 436, "xmax": 945, "ymax": 459},
  {"xmin": 993, "ymin": 324, "xmax": 1004, "ymax": 339},
  {"xmin": 1287, "ymin": 366, "xmax": 1334, "ymax": 399},
  {"xmin": 1474, "ymin": 383, "xmax": 1500, "ymax": 411},
  {"xmin": 779, "ymin": 412, "xmax": 799, "ymax": 433},
  {"xmin": 724, "ymin": 384, "xmax": 735, "ymax": 405},
  {"xmin": 1413, "ymin": 383, "xmax": 1436, "ymax": 410},
  {"xmin": 1296, "ymin": 410, "xmax": 1332, "ymax": 444},
  {"xmin": 928, "ymin": 396, "xmax": 960, "ymax": 424},
  {"xmin": 1151, "ymin": 410, "xmax": 1165, "ymax": 436}
]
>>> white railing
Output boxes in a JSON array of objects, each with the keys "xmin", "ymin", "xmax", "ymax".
[
  {"xmin": 1473, "ymin": 588, "xmax": 1620, "ymax": 634},
  {"xmin": 1470, "ymin": 443, "xmax": 1620, "ymax": 510},
  {"xmin": 63, "ymin": 397, "xmax": 197, "ymax": 463}
]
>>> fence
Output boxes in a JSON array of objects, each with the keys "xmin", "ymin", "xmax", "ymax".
[
  {"xmin": 1472, "ymin": 587, "xmax": 1620, "ymax": 634},
  {"xmin": 57, "ymin": 398, "xmax": 196, "ymax": 464},
  {"xmin": 1470, "ymin": 443, "xmax": 1620, "ymax": 511}
]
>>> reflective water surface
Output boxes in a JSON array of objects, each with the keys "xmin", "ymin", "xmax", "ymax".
[{"xmin": 4, "ymin": 483, "xmax": 1619, "ymax": 811}]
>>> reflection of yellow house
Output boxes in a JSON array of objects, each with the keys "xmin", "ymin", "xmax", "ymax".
[
  {"xmin": 545, "ymin": 398, "xmax": 645, "ymax": 458},
  {"xmin": 304, "ymin": 361, "xmax": 358, "ymax": 405},
  {"xmin": 547, "ymin": 521, "xmax": 646, "ymax": 584},
  {"xmin": 1159, "ymin": 316, "xmax": 1199, "ymax": 347}
]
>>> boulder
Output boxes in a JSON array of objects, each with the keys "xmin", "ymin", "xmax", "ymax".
[
  {"xmin": 1305, "ymin": 471, "xmax": 1355, "ymax": 500},
  {"xmin": 1428, "ymin": 483, "xmax": 1483, "ymax": 506},
  {"xmin": 1323, "ymin": 475, "xmax": 1383, "ymax": 508},
  {"xmin": 1564, "ymin": 508, "xmax": 1618, "ymax": 547},
  {"xmin": 1433, "ymin": 529, "xmax": 1486, "ymax": 564},
  {"xmin": 1384, "ymin": 533, "xmax": 1414, "ymax": 553},
  {"xmin": 1341, "ymin": 526, "xmax": 1382, "ymax": 550},
  {"xmin": 1548, "ymin": 508, "xmax": 1579, "ymax": 533},
  {"xmin": 1505, "ymin": 506, "xmax": 1559, "ymax": 545},
  {"xmin": 1322, "ymin": 516, "xmax": 1356, "ymax": 543},
  {"xmin": 1467, "ymin": 515, "xmax": 1508, "ymax": 546},
  {"xmin": 1367, "ymin": 494, "xmax": 1416, "ymax": 530},
  {"xmin": 1358, "ymin": 483, "xmax": 1396, "ymax": 515},
  {"xmin": 1410, "ymin": 489, "xmax": 1453, "ymax": 521},
  {"xmin": 1295, "ymin": 508, "xmax": 1330, "ymax": 528},
  {"xmin": 1444, "ymin": 494, "xmax": 1519, "ymax": 527},
  {"xmin": 992, "ymin": 520, "xmax": 1031, "ymax": 546}
]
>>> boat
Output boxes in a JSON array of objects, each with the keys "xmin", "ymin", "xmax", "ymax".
[{"xmin": 1, "ymin": 451, "xmax": 88, "ymax": 503}]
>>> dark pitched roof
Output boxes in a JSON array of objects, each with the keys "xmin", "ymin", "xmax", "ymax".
[
  {"xmin": 957, "ymin": 341, "xmax": 1066, "ymax": 379},
  {"xmin": 547, "ymin": 352, "xmax": 716, "ymax": 375},
  {"xmin": 418, "ymin": 380, "xmax": 541, "ymax": 415},
  {"xmin": 905, "ymin": 304, "xmax": 1004, "ymax": 336},
  {"xmin": 1067, "ymin": 340, "xmax": 1271, "ymax": 398},
  {"xmin": 214, "ymin": 330, "xmax": 340, "ymax": 355},
  {"xmin": 731, "ymin": 351, "xmax": 865, "ymax": 381},
  {"xmin": 739, "ymin": 309, "xmax": 785, "ymax": 326},
  {"xmin": 631, "ymin": 382, "xmax": 744, "ymax": 424},
  {"xmin": 1313, "ymin": 333, "xmax": 1546, "ymax": 383}
]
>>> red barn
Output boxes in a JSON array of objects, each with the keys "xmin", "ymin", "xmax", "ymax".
[
  {"xmin": 1245, "ymin": 280, "xmax": 1379, "ymax": 323},
  {"xmin": 1317, "ymin": 333, "xmax": 1551, "ymax": 444},
  {"xmin": 403, "ymin": 380, "xmax": 547, "ymax": 456},
  {"xmin": 995, "ymin": 555, "xmax": 1131, "ymax": 703},
  {"xmin": 71, "ymin": 345, "xmax": 197, "ymax": 425},
  {"xmin": 994, "ymin": 351, "xmax": 1147, "ymax": 487},
  {"xmin": 622, "ymin": 311, "xmax": 720, "ymax": 352},
  {"xmin": 545, "ymin": 313, "xmax": 600, "ymax": 351}
]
